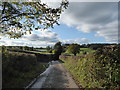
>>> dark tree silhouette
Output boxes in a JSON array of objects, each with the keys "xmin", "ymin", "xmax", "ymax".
[{"xmin": 53, "ymin": 42, "xmax": 63, "ymax": 60}]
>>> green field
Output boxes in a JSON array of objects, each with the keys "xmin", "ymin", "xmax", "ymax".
[
  {"xmin": 79, "ymin": 48, "xmax": 95, "ymax": 54},
  {"xmin": 28, "ymin": 50, "xmax": 53, "ymax": 54},
  {"xmin": 64, "ymin": 48, "xmax": 94, "ymax": 55},
  {"xmin": 36, "ymin": 49, "xmax": 47, "ymax": 52}
]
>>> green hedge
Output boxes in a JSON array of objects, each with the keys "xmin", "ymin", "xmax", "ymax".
[
  {"xmin": 60, "ymin": 47, "xmax": 119, "ymax": 89},
  {"xmin": 2, "ymin": 51, "xmax": 47, "ymax": 88}
]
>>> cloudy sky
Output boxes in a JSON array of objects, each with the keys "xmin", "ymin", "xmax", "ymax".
[{"xmin": 0, "ymin": 0, "xmax": 118, "ymax": 47}]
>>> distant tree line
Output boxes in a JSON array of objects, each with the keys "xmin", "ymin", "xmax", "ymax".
[
  {"xmin": 1, "ymin": 43, "xmax": 118, "ymax": 60},
  {"xmin": 1, "ymin": 45, "xmax": 34, "ymax": 51}
]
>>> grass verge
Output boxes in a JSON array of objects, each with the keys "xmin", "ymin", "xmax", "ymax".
[
  {"xmin": 2, "ymin": 51, "xmax": 48, "ymax": 88},
  {"xmin": 60, "ymin": 48, "xmax": 119, "ymax": 89}
]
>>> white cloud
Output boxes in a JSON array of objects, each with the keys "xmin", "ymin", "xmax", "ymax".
[
  {"xmin": 0, "ymin": 41, "xmax": 6, "ymax": 45},
  {"xmin": 0, "ymin": 29, "xmax": 60, "ymax": 47},
  {"xmin": 62, "ymin": 38, "xmax": 90, "ymax": 44},
  {"xmin": 48, "ymin": 2, "xmax": 118, "ymax": 43},
  {"xmin": 0, "ymin": 31, "xmax": 90, "ymax": 47},
  {"xmin": 0, "ymin": 2, "xmax": 118, "ymax": 47},
  {"xmin": 22, "ymin": 29, "xmax": 60, "ymax": 43},
  {"xmin": 95, "ymin": 20, "xmax": 118, "ymax": 42},
  {"xmin": 41, "ymin": 0, "xmax": 119, "ymax": 3},
  {"xmin": 63, "ymin": 2, "xmax": 118, "ymax": 42}
]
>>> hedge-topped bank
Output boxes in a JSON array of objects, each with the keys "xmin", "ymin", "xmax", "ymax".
[
  {"xmin": 2, "ymin": 51, "xmax": 48, "ymax": 88},
  {"xmin": 60, "ymin": 46, "xmax": 119, "ymax": 89}
]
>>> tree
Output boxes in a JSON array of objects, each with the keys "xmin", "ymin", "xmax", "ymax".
[
  {"xmin": 46, "ymin": 46, "xmax": 52, "ymax": 53},
  {"xmin": 0, "ymin": 0, "xmax": 69, "ymax": 38},
  {"xmin": 46, "ymin": 46, "xmax": 51, "ymax": 51},
  {"xmin": 67, "ymin": 44, "xmax": 80, "ymax": 56},
  {"xmin": 62, "ymin": 44, "xmax": 70, "ymax": 52},
  {"xmin": 24, "ymin": 46, "xmax": 29, "ymax": 51},
  {"xmin": 53, "ymin": 42, "xmax": 63, "ymax": 60}
]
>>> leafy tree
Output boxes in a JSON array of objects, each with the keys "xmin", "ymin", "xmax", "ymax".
[
  {"xmin": 46, "ymin": 46, "xmax": 52, "ymax": 53},
  {"xmin": 67, "ymin": 44, "xmax": 80, "ymax": 56},
  {"xmin": 46, "ymin": 46, "xmax": 51, "ymax": 51},
  {"xmin": 62, "ymin": 44, "xmax": 70, "ymax": 52},
  {"xmin": 24, "ymin": 46, "xmax": 29, "ymax": 51},
  {"xmin": 1, "ymin": 45, "xmax": 7, "ymax": 53},
  {"xmin": 29, "ymin": 47, "xmax": 34, "ymax": 51},
  {"xmin": 53, "ymin": 42, "xmax": 63, "ymax": 60},
  {"xmin": 0, "ymin": 0, "xmax": 69, "ymax": 38}
]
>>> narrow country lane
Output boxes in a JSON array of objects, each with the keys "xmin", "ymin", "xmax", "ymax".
[{"xmin": 29, "ymin": 61, "xmax": 79, "ymax": 89}]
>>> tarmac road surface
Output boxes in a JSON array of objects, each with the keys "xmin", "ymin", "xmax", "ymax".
[{"xmin": 29, "ymin": 60, "xmax": 79, "ymax": 89}]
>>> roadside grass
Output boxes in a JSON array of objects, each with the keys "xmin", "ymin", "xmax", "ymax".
[
  {"xmin": 60, "ymin": 48, "xmax": 119, "ymax": 88},
  {"xmin": 2, "ymin": 51, "xmax": 48, "ymax": 88},
  {"xmin": 60, "ymin": 54, "xmax": 103, "ymax": 88},
  {"xmin": 4, "ymin": 63, "xmax": 47, "ymax": 88}
]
